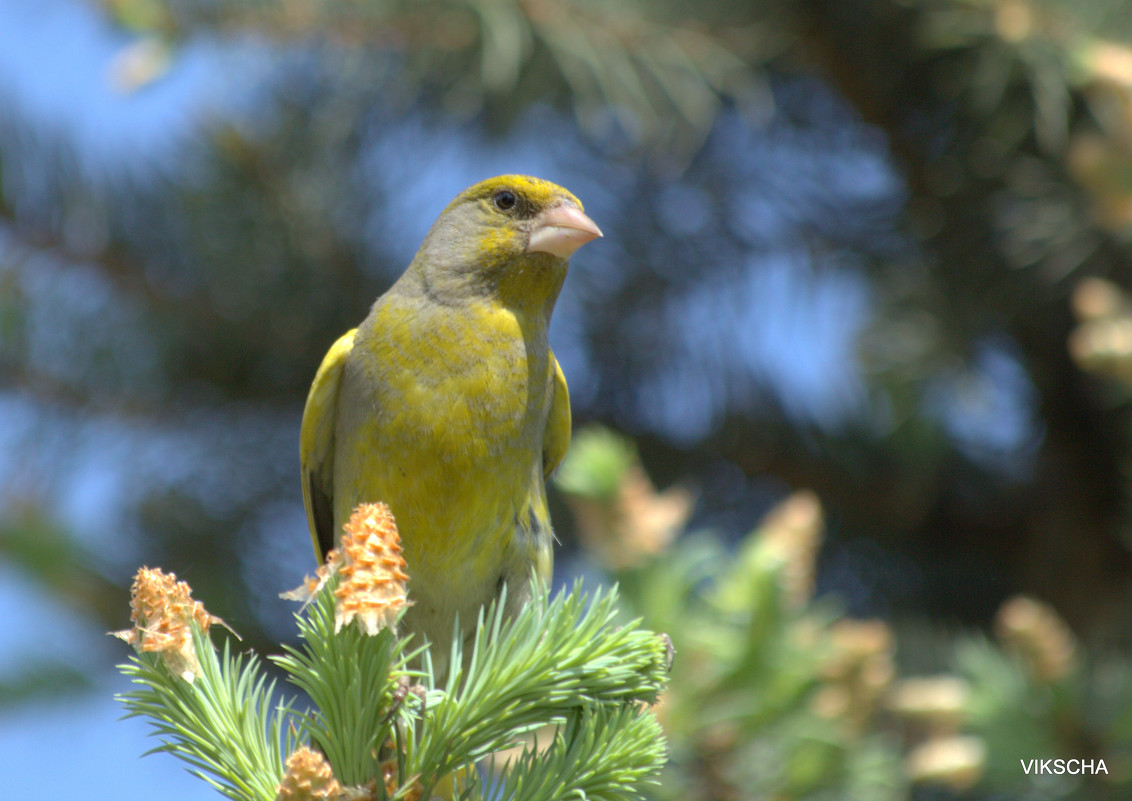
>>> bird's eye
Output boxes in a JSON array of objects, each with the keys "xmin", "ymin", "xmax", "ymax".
[{"xmin": 493, "ymin": 189, "xmax": 517, "ymax": 212}]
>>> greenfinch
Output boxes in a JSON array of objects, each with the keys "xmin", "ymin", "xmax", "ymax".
[{"xmin": 300, "ymin": 175, "xmax": 601, "ymax": 673}]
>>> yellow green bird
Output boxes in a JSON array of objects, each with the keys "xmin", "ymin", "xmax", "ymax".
[{"xmin": 300, "ymin": 175, "xmax": 601, "ymax": 673}]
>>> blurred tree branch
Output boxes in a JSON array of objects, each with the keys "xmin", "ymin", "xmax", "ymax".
[
  {"xmin": 785, "ymin": 0, "xmax": 1132, "ymax": 634},
  {"xmin": 102, "ymin": 0, "xmax": 787, "ymax": 155}
]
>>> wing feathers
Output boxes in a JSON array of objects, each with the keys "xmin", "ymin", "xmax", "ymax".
[
  {"xmin": 543, "ymin": 353, "xmax": 571, "ymax": 479},
  {"xmin": 300, "ymin": 328, "xmax": 357, "ymax": 562}
]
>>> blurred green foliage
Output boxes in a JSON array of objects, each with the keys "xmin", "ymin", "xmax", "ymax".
[{"xmin": 558, "ymin": 426, "xmax": 1131, "ymax": 800}]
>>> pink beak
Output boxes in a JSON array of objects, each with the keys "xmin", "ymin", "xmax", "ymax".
[{"xmin": 527, "ymin": 203, "xmax": 603, "ymax": 258}]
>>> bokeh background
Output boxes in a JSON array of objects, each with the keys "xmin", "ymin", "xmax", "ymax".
[{"xmin": 2, "ymin": 0, "xmax": 1132, "ymax": 799}]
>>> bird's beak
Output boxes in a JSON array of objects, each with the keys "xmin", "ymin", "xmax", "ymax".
[{"xmin": 527, "ymin": 203, "xmax": 603, "ymax": 258}]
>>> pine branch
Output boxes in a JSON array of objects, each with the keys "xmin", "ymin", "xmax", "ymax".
[
  {"xmin": 271, "ymin": 587, "xmax": 415, "ymax": 787},
  {"xmin": 407, "ymin": 579, "xmax": 669, "ymax": 791},
  {"xmin": 98, "ymin": 0, "xmax": 772, "ymax": 152},
  {"xmin": 487, "ymin": 705, "xmax": 667, "ymax": 801},
  {"xmin": 115, "ymin": 538, "xmax": 670, "ymax": 801},
  {"xmin": 119, "ymin": 630, "xmax": 291, "ymax": 801}
]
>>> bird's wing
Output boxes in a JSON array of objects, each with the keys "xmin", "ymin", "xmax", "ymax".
[
  {"xmin": 300, "ymin": 328, "xmax": 357, "ymax": 562},
  {"xmin": 543, "ymin": 351, "xmax": 572, "ymax": 479}
]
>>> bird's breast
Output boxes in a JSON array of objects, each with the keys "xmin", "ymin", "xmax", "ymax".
[
  {"xmin": 334, "ymin": 299, "xmax": 554, "ymax": 579},
  {"xmin": 373, "ymin": 303, "xmax": 549, "ymax": 456}
]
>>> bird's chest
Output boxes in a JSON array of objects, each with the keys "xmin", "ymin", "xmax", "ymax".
[
  {"xmin": 347, "ymin": 304, "xmax": 552, "ymax": 471},
  {"xmin": 332, "ymin": 301, "xmax": 556, "ymax": 627}
]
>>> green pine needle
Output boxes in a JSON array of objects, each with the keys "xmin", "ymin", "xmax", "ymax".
[
  {"xmin": 117, "ymin": 575, "xmax": 670, "ymax": 801},
  {"xmin": 117, "ymin": 627, "xmax": 290, "ymax": 801},
  {"xmin": 408, "ymin": 578, "xmax": 669, "ymax": 792},
  {"xmin": 490, "ymin": 705, "xmax": 667, "ymax": 801},
  {"xmin": 271, "ymin": 583, "xmax": 417, "ymax": 787}
]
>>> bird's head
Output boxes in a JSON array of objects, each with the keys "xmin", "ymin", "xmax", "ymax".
[{"xmin": 407, "ymin": 175, "xmax": 602, "ymax": 315}]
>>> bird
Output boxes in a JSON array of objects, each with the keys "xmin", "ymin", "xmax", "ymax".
[{"xmin": 299, "ymin": 175, "xmax": 601, "ymax": 675}]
